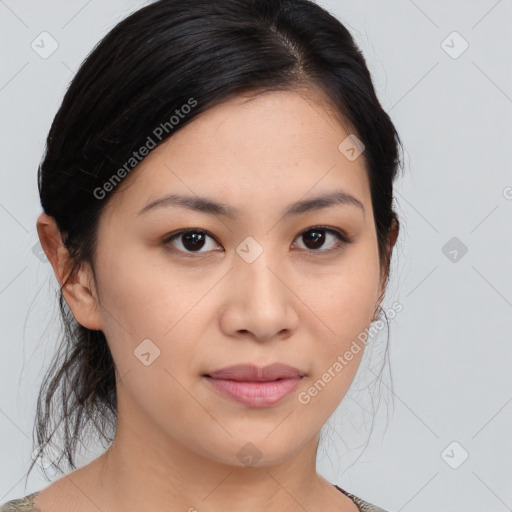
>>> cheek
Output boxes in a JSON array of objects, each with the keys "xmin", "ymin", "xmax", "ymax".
[
  {"xmin": 303, "ymin": 241, "xmax": 380, "ymax": 384},
  {"xmin": 95, "ymin": 254, "xmax": 201, "ymax": 426},
  {"xmin": 94, "ymin": 247, "xmax": 207, "ymax": 380},
  {"xmin": 312, "ymin": 243, "xmax": 380, "ymax": 332},
  {"xmin": 95, "ymin": 245, "xmax": 182, "ymax": 336}
]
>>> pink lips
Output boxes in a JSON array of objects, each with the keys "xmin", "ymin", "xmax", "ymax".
[{"xmin": 204, "ymin": 363, "xmax": 305, "ymax": 407}]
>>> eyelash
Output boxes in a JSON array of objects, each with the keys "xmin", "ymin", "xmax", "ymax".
[{"xmin": 162, "ymin": 226, "xmax": 352, "ymax": 258}]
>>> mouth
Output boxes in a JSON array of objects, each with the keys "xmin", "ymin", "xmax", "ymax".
[
  {"xmin": 203, "ymin": 375, "xmax": 303, "ymax": 407},
  {"xmin": 204, "ymin": 362, "xmax": 306, "ymax": 381},
  {"xmin": 202, "ymin": 363, "xmax": 305, "ymax": 407}
]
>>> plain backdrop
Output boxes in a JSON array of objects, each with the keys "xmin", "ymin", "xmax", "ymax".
[{"xmin": 1, "ymin": 1, "xmax": 511, "ymax": 511}]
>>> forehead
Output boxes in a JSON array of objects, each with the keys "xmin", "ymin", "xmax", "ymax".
[{"xmin": 104, "ymin": 88, "xmax": 371, "ymax": 221}]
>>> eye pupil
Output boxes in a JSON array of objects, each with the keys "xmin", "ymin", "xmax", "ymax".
[
  {"xmin": 303, "ymin": 229, "xmax": 325, "ymax": 250},
  {"xmin": 182, "ymin": 232, "xmax": 206, "ymax": 251}
]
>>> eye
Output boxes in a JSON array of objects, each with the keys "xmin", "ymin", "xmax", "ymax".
[
  {"xmin": 163, "ymin": 229, "xmax": 220, "ymax": 255},
  {"xmin": 292, "ymin": 226, "xmax": 350, "ymax": 254}
]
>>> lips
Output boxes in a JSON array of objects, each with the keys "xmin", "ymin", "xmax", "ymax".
[
  {"xmin": 204, "ymin": 363, "xmax": 305, "ymax": 382},
  {"xmin": 203, "ymin": 363, "xmax": 306, "ymax": 407}
]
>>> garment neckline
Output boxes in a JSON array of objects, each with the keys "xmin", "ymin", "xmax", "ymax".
[
  {"xmin": 333, "ymin": 484, "xmax": 362, "ymax": 511},
  {"xmin": 18, "ymin": 485, "xmax": 358, "ymax": 511}
]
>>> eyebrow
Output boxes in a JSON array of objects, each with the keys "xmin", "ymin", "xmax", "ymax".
[{"xmin": 137, "ymin": 190, "xmax": 365, "ymax": 219}]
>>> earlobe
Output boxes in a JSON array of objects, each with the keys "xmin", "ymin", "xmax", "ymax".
[
  {"xmin": 36, "ymin": 213, "xmax": 103, "ymax": 331},
  {"xmin": 61, "ymin": 266, "xmax": 103, "ymax": 331}
]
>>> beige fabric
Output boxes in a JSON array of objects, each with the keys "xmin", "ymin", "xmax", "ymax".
[
  {"xmin": 335, "ymin": 485, "xmax": 390, "ymax": 512},
  {"xmin": 0, "ymin": 493, "xmax": 39, "ymax": 512}
]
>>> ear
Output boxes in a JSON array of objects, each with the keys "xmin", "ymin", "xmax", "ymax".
[
  {"xmin": 374, "ymin": 217, "xmax": 400, "ymax": 321},
  {"xmin": 36, "ymin": 213, "xmax": 103, "ymax": 331}
]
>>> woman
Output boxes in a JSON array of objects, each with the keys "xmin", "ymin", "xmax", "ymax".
[{"xmin": 1, "ymin": 0, "xmax": 402, "ymax": 510}]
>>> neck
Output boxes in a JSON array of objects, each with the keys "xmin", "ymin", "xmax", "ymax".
[{"xmin": 86, "ymin": 392, "xmax": 328, "ymax": 512}]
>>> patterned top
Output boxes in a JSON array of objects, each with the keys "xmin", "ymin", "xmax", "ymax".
[
  {"xmin": 0, "ymin": 484, "xmax": 389, "ymax": 511},
  {"xmin": 334, "ymin": 485, "xmax": 389, "ymax": 511},
  {"xmin": 0, "ymin": 493, "xmax": 40, "ymax": 512}
]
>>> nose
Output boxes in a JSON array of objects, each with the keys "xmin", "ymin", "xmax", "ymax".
[{"xmin": 218, "ymin": 248, "xmax": 300, "ymax": 342}]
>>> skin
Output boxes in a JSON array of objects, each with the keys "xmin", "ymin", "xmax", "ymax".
[{"xmin": 36, "ymin": 87, "xmax": 398, "ymax": 512}]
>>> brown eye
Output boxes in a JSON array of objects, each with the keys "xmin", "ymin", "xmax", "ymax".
[
  {"xmin": 294, "ymin": 227, "xmax": 350, "ymax": 253},
  {"xmin": 164, "ymin": 229, "xmax": 220, "ymax": 254}
]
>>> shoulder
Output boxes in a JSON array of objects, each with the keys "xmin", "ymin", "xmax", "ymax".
[
  {"xmin": 335, "ymin": 485, "xmax": 390, "ymax": 512},
  {"xmin": 0, "ymin": 492, "xmax": 40, "ymax": 512},
  {"xmin": 346, "ymin": 493, "xmax": 390, "ymax": 512}
]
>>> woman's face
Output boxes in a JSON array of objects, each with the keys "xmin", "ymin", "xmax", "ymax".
[{"xmin": 84, "ymin": 88, "xmax": 386, "ymax": 467}]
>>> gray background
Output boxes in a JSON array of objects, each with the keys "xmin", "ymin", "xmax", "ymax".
[{"xmin": 1, "ymin": 1, "xmax": 511, "ymax": 510}]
